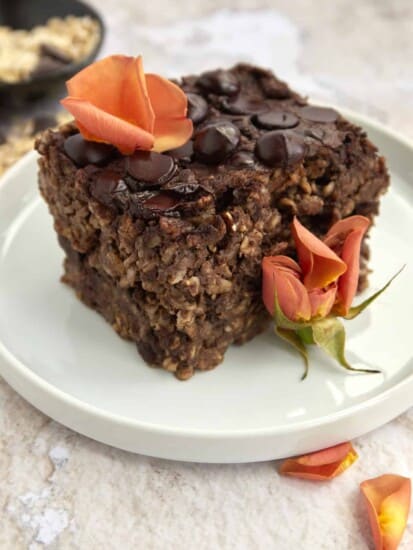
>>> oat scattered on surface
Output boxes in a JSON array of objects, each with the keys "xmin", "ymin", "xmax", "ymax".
[{"xmin": 0, "ymin": 16, "xmax": 100, "ymax": 83}]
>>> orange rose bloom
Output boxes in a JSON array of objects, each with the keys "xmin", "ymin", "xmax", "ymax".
[
  {"xmin": 61, "ymin": 55, "xmax": 193, "ymax": 154},
  {"xmin": 262, "ymin": 215, "xmax": 370, "ymax": 321}
]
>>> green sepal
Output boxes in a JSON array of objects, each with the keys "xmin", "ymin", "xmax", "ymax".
[
  {"xmin": 296, "ymin": 326, "xmax": 315, "ymax": 345},
  {"xmin": 275, "ymin": 326, "xmax": 310, "ymax": 380},
  {"xmin": 311, "ymin": 317, "xmax": 381, "ymax": 374},
  {"xmin": 273, "ymin": 286, "xmax": 312, "ymax": 331},
  {"xmin": 270, "ymin": 266, "xmax": 401, "ymax": 378},
  {"xmin": 344, "ymin": 267, "xmax": 404, "ymax": 320}
]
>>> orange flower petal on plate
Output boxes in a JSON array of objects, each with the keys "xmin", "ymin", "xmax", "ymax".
[
  {"xmin": 61, "ymin": 98, "xmax": 154, "ymax": 154},
  {"xmin": 292, "ymin": 217, "xmax": 347, "ymax": 291},
  {"xmin": 324, "ymin": 215, "xmax": 370, "ymax": 315},
  {"xmin": 66, "ymin": 55, "xmax": 154, "ymax": 132},
  {"xmin": 360, "ymin": 474, "xmax": 411, "ymax": 550},
  {"xmin": 279, "ymin": 442, "xmax": 358, "ymax": 480},
  {"xmin": 262, "ymin": 256, "xmax": 311, "ymax": 321}
]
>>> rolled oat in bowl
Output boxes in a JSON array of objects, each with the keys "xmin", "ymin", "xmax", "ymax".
[{"xmin": 0, "ymin": 15, "xmax": 100, "ymax": 84}]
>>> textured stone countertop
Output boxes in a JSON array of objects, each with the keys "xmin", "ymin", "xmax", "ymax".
[{"xmin": 1, "ymin": 1, "xmax": 412, "ymax": 548}]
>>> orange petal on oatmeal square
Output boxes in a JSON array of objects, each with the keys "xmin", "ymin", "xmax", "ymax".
[
  {"xmin": 66, "ymin": 55, "xmax": 154, "ymax": 132},
  {"xmin": 147, "ymin": 74, "xmax": 193, "ymax": 152},
  {"xmin": 61, "ymin": 98, "xmax": 154, "ymax": 154},
  {"xmin": 360, "ymin": 474, "xmax": 411, "ymax": 550},
  {"xmin": 146, "ymin": 73, "xmax": 189, "ymax": 119},
  {"xmin": 152, "ymin": 117, "xmax": 193, "ymax": 153},
  {"xmin": 279, "ymin": 442, "xmax": 358, "ymax": 480}
]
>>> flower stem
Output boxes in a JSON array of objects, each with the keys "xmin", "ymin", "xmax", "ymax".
[{"xmin": 297, "ymin": 326, "xmax": 314, "ymax": 345}]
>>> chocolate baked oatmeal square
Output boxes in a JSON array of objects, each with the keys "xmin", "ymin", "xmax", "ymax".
[{"xmin": 36, "ymin": 63, "xmax": 389, "ymax": 379}]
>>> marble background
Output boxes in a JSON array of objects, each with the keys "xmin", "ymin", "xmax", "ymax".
[{"xmin": 1, "ymin": 1, "xmax": 412, "ymax": 548}]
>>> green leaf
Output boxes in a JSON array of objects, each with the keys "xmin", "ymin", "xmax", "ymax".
[
  {"xmin": 275, "ymin": 327, "xmax": 310, "ymax": 380},
  {"xmin": 311, "ymin": 317, "xmax": 381, "ymax": 374},
  {"xmin": 344, "ymin": 266, "xmax": 405, "ymax": 320}
]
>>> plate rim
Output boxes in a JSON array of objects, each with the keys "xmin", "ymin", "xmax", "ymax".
[
  {"xmin": 0, "ymin": 108, "xmax": 412, "ymax": 446},
  {"xmin": 0, "ymin": 332, "xmax": 412, "ymax": 438}
]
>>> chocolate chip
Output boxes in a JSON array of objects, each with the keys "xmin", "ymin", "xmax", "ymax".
[
  {"xmin": 129, "ymin": 191, "xmax": 182, "ymax": 219},
  {"xmin": 186, "ymin": 93, "xmax": 208, "ymax": 123},
  {"xmin": 126, "ymin": 151, "xmax": 176, "ymax": 185},
  {"xmin": 64, "ymin": 134, "xmax": 117, "ymax": 167},
  {"xmin": 90, "ymin": 170, "xmax": 128, "ymax": 209},
  {"xmin": 166, "ymin": 140, "xmax": 194, "ymax": 162},
  {"xmin": 194, "ymin": 121, "xmax": 240, "ymax": 164},
  {"xmin": 144, "ymin": 192, "xmax": 180, "ymax": 211},
  {"xmin": 255, "ymin": 132, "xmax": 285, "ymax": 166},
  {"xmin": 255, "ymin": 131, "xmax": 305, "ymax": 167},
  {"xmin": 279, "ymin": 133, "xmax": 306, "ymax": 166},
  {"xmin": 221, "ymin": 96, "xmax": 267, "ymax": 115},
  {"xmin": 253, "ymin": 110, "xmax": 299, "ymax": 130},
  {"xmin": 40, "ymin": 43, "xmax": 72, "ymax": 64},
  {"xmin": 300, "ymin": 106, "xmax": 338, "ymax": 123},
  {"xmin": 298, "ymin": 126, "xmax": 342, "ymax": 149},
  {"xmin": 229, "ymin": 151, "xmax": 256, "ymax": 167},
  {"xmin": 198, "ymin": 70, "xmax": 240, "ymax": 96},
  {"xmin": 304, "ymin": 127, "xmax": 325, "ymax": 141}
]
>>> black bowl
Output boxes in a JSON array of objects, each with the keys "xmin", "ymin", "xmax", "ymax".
[{"xmin": 0, "ymin": 0, "xmax": 104, "ymax": 100}]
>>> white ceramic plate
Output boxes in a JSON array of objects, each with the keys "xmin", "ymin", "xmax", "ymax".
[{"xmin": 0, "ymin": 109, "xmax": 412, "ymax": 463}]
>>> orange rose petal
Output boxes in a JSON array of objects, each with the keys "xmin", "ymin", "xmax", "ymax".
[
  {"xmin": 62, "ymin": 55, "xmax": 194, "ymax": 154},
  {"xmin": 146, "ymin": 73, "xmax": 189, "ymax": 119},
  {"xmin": 152, "ymin": 117, "xmax": 193, "ymax": 153},
  {"xmin": 324, "ymin": 216, "xmax": 370, "ymax": 315},
  {"xmin": 267, "ymin": 255, "xmax": 302, "ymax": 272},
  {"xmin": 146, "ymin": 73, "xmax": 193, "ymax": 152},
  {"xmin": 124, "ymin": 56, "xmax": 154, "ymax": 132},
  {"xmin": 292, "ymin": 217, "xmax": 347, "ymax": 290},
  {"xmin": 360, "ymin": 474, "xmax": 411, "ymax": 550},
  {"xmin": 66, "ymin": 56, "xmax": 129, "ymax": 111},
  {"xmin": 262, "ymin": 256, "xmax": 311, "ymax": 321},
  {"xmin": 324, "ymin": 215, "xmax": 370, "ymax": 246},
  {"xmin": 308, "ymin": 285, "xmax": 337, "ymax": 318},
  {"xmin": 336, "ymin": 228, "xmax": 368, "ymax": 315},
  {"xmin": 294, "ymin": 441, "xmax": 353, "ymax": 466},
  {"xmin": 66, "ymin": 55, "xmax": 154, "ymax": 132},
  {"xmin": 280, "ymin": 442, "xmax": 358, "ymax": 480},
  {"xmin": 61, "ymin": 98, "xmax": 154, "ymax": 154}
]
